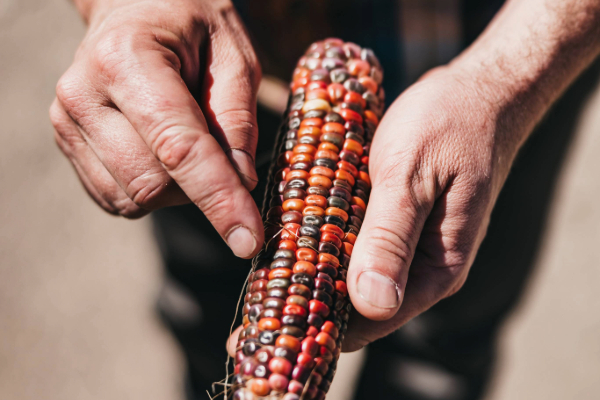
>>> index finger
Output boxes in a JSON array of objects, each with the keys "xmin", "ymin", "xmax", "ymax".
[{"xmin": 108, "ymin": 53, "xmax": 264, "ymax": 258}]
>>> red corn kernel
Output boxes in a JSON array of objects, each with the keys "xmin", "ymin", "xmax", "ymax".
[
  {"xmin": 301, "ymin": 337, "xmax": 319, "ymax": 357},
  {"xmin": 306, "ymin": 326, "xmax": 319, "ymax": 337},
  {"xmin": 306, "ymin": 88, "xmax": 329, "ymax": 101},
  {"xmin": 344, "ymin": 91, "xmax": 366, "ymax": 108},
  {"xmin": 291, "ymin": 77, "xmax": 308, "ymax": 92},
  {"xmin": 309, "ymin": 300, "xmax": 331, "ymax": 318},
  {"xmin": 321, "ymin": 122, "xmax": 345, "ymax": 135},
  {"xmin": 283, "ymin": 304, "xmax": 308, "ymax": 318},
  {"xmin": 269, "ymin": 374, "xmax": 290, "ymax": 392},
  {"xmin": 293, "ymin": 144, "xmax": 317, "ymax": 155},
  {"xmin": 305, "ymin": 194, "xmax": 328, "ymax": 208},
  {"xmin": 297, "ymin": 352, "xmax": 316, "ymax": 368},
  {"xmin": 296, "ymin": 248, "xmax": 318, "ymax": 262},
  {"xmin": 282, "ymin": 199, "xmax": 306, "ymax": 212},
  {"xmin": 359, "ymin": 171, "xmax": 371, "ymax": 187},
  {"xmin": 335, "ymin": 169, "xmax": 356, "ymax": 186},
  {"xmin": 288, "ymin": 380, "xmax": 304, "ymax": 395},
  {"xmin": 307, "ymin": 81, "xmax": 327, "ymax": 90},
  {"xmin": 258, "ymin": 317, "xmax": 281, "ymax": 331},
  {"xmin": 269, "ymin": 357, "xmax": 293, "ymax": 376},
  {"xmin": 337, "ymin": 160, "xmax": 358, "ymax": 177},
  {"xmin": 325, "ymin": 207, "xmax": 349, "ymax": 222},
  {"xmin": 321, "ymin": 231, "xmax": 342, "ymax": 248},
  {"xmin": 298, "ymin": 126, "xmax": 322, "ymax": 137},
  {"xmin": 310, "ymin": 165, "xmax": 335, "ymax": 179},
  {"xmin": 320, "ymin": 223, "xmax": 344, "ymax": 239},
  {"xmin": 300, "ymin": 117, "xmax": 324, "ymax": 128},
  {"xmin": 316, "ymin": 142, "xmax": 339, "ymax": 153},
  {"xmin": 345, "ymin": 232, "xmax": 357, "ymax": 244},
  {"xmin": 315, "ymin": 149, "xmax": 339, "ymax": 161},
  {"xmin": 319, "ymin": 347, "xmax": 334, "ymax": 363},
  {"xmin": 348, "ymin": 59, "xmax": 371, "ymax": 77},
  {"xmin": 358, "ymin": 76, "xmax": 378, "ymax": 93},
  {"xmin": 302, "ymin": 206, "xmax": 325, "ymax": 217},
  {"xmin": 339, "ymin": 108, "xmax": 363, "ymax": 124},
  {"xmin": 276, "ymin": 335, "xmax": 301, "ymax": 353},
  {"xmin": 308, "ymin": 175, "xmax": 333, "ymax": 189},
  {"xmin": 342, "ymin": 139, "xmax": 364, "ymax": 156},
  {"xmin": 290, "ymin": 153, "xmax": 314, "ymax": 164},
  {"xmin": 293, "ymin": 67, "xmax": 309, "ymax": 80},
  {"xmin": 286, "ymin": 169, "xmax": 310, "ymax": 181},
  {"xmin": 292, "ymin": 365, "xmax": 310, "ymax": 382},
  {"xmin": 318, "ymin": 253, "xmax": 339, "ymax": 266},
  {"xmin": 269, "ymin": 268, "xmax": 293, "ymax": 280},
  {"xmin": 293, "ymin": 261, "xmax": 317, "ymax": 276},
  {"xmin": 364, "ymin": 110, "xmax": 379, "ymax": 124},
  {"xmin": 278, "ymin": 239, "xmax": 298, "ymax": 251},
  {"xmin": 335, "ymin": 280, "xmax": 348, "ymax": 297},
  {"xmin": 281, "ymin": 223, "xmax": 300, "ymax": 240},
  {"xmin": 321, "ymin": 321, "xmax": 339, "ymax": 340},
  {"xmin": 327, "ymin": 83, "xmax": 346, "ymax": 104},
  {"xmin": 341, "ymin": 242, "xmax": 354, "ymax": 256},
  {"xmin": 315, "ymin": 332, "xmax": 336, "ymax": 351},
  {"xmin": 352, "ymin": 196, "xmax": 367, "ymax": 211}
]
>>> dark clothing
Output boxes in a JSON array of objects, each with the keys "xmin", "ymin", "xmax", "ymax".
[{"xmin": 152, "ymin": 2, "xmax": 600, "ymax": 399}]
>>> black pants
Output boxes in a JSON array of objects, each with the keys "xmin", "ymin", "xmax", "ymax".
[{"xmin": 152, "ymin": 56, "xmax": 599, "ymax": 400}]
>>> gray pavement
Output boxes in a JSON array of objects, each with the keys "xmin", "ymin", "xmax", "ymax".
[{"xmin": 0, "ymin": 1, "xmax": 599, "ymax": 399}]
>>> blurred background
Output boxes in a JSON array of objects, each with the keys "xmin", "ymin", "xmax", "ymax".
[{"xmin": 1, "ymin": 0, "xmax": 600, "ymax": 399}]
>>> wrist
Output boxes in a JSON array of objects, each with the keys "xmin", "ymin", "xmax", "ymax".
[{"xmin": 446, "ymin": 0, "xmax": 600, "ymax": 159}]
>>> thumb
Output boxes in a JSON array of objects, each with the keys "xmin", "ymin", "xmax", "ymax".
[{"xmin": 347, "ymin": 174, "xmax": 433, "ymax": 321}]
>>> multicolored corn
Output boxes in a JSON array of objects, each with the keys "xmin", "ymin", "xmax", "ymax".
[{"xmin": 231, "ymin": 38, "xmax": 384, "ymax": 400}]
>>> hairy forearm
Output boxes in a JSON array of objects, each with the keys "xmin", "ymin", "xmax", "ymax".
[{"xmin": 452, "ymin": 0, "xmax": 600, "ymax": 150}]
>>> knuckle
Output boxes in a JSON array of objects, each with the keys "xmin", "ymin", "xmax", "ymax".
[
  {"xmin": 113, "ymin": 197, "xmax": 148, "ymax": 219},
  {"xmin": 365, "ymin": 223, "xmax": 414, "ymax": 268},
  {"xmin": 217, "ymin": 108, "xmax": 258, "ymax": 145},
  {"xmin": 152, "ymin": 125, "xmax": 199, "ymax": 172},
  {"xmin": 127, "ymin": 170, "xmax": 174, "ymax": 209},
  {"xmin": 55, "ymin": 70, "xmax": 87, "ymax": 114}
]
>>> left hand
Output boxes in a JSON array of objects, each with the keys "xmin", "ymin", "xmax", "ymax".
[{"xmin": 342, "ymin": 65, "xmax": 523, "ymax": 351}]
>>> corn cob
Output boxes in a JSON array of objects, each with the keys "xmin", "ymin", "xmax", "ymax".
[{"xmin": 231, "ymin": 38, "xmax": 384, "ymax": 400}]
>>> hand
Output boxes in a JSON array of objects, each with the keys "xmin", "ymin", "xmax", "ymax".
[
  {"xmin": 50, "ymin": 0, "xmax": 264, "ymax": 258},
  {"xmin": 342, "ymin": 0, "xmax": 600, "ymax": 350},
  {"xmin": 342, "ymin": 66, "xmax": 523, "ymax": 351}
]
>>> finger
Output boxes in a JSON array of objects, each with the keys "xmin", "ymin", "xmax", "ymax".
[
  {"xmin": 199, "ymin": 18, "xmax": 262, "ymax": 191},
  {"xmin": 107, "ymin": 55, "xmax": 264, "ymax": 258},
  {"xmin": 227, "ymin": 325, "xmax": 244, "ymax": 358},
  {"xmin": 55, "ymin": 88, "xmax": 190, "ymax": 210},
  {"xmin": 347, "ymin": 173, "xmax": 433, "ymax": 321},
  {"xmin": 343, "ymin": 181, "xmax": 486, "ymax": 351},
  {"xmin": 50, "ymin": 99, "xmax": 146, "ymax": 218}
]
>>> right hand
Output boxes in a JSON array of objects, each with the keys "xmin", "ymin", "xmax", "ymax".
[{"xmin": 50, "ymin": 0, "xmax": 264, "ymax": 258}]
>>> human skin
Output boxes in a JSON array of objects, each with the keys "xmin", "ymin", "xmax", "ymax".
[{"xmin": 51, "ymin": 0, "xmax": 600, "ymax": 352}]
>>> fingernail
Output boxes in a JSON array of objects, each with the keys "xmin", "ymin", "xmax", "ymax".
[
  {"xmin": 357, "ymin": 271, "xmax": 400, "ymax": 309},
  {"xmin": 226, "ymin": 225, "xmax": 257, "ymax": 258},
  {"xmin": 227, "ymin": 149, "xmax": 259, "ymax": 190}
]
